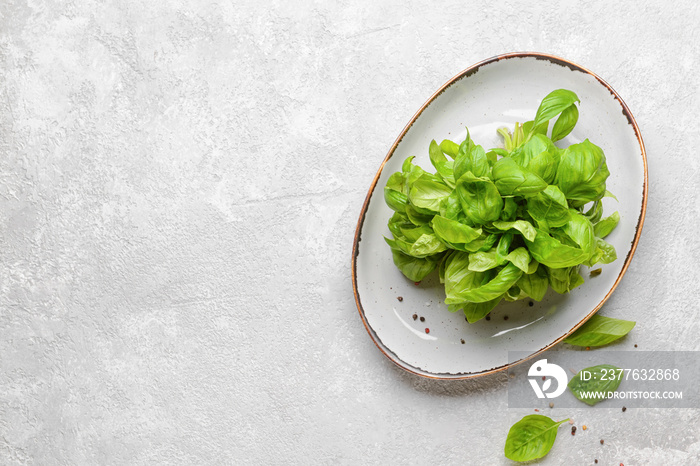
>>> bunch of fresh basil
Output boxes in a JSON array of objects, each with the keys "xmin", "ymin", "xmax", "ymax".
[{"xmin": 384, "ymin": 90, "xmax": 619, "ymax": 323}]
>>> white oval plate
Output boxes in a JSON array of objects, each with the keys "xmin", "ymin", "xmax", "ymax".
[{"xmin": 352, "ymin": 52, "xmax": 647, "ymax": 379}]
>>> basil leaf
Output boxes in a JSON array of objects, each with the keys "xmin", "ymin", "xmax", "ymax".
[
  {"xmin": 455, "ymin": 142, "xmax": 489, "ymax": 180},
  {"xmin": 445, "ymin": 263, "xmax": 522, "ymax": 304},
  {"xmin": 468, "ymin": 249, "xmax": 500, "ymax": 272},
  {"xmin": 562, "ymin": 210, "xmax": 596, "ymax": 258},
  {"xmin": 594, "ymin": 211, "xmax": 620, "ymax": 238},
  {"xmin": 586, "ymin": 238, "xmax": 617, "ymax": 266},
  {"xmin": 389, "ymin": 249, "xmax": 440, "ymax": 282},
  {"xmin": 455, "ymin": 172, "xmax": 503, "ymax": 224},
  {"xmin": 492, "ymin": 220, "xmax": 537, "ymax": 242},
  {"xmin": 461, "ymin": 295, "xmax": 504, "ymax": 323},
  {"xmin": 504, "ymin": 414, "xmax": 568, "ymax": 462},
  {"xmin": 505, "ymin": 247, "xmax": 530, "ymax": 273},
  {"xmin": 551, "ymin": 104, "xmax": 579, "ymax": 142},
  {"xmin": 384, "ymin": 187, "xmax": 408, "ymax": 212},
  {"xmin": 431, "ymin": 215, "xmax": 482, "ymax": 246},
  {"xmin": 564, "ymin": 314, "xmax": 636, "ymax": 347},
  {"xmin": 526, "ymin": 185, "xmax": 570, "ymax": 228},
  {"xmin": 568, "ymin": 364, "xmax": 623, "ymax": 406},
  {"xmin": 525, "ymin": 229, "xmax": 590, "ymax": 269},
  {"xmin": 517, "ymin": 265, "xmax": 548, "ymax": 301},
  {"xmin": 385, "ymin": 171, "xmax": 406, "ymax": 194},
  {"xmin": 443, "ymin": 252, "xmax": 492, "ymax": 300},
  {"xmin": 405, "ymin": 204, "xmax": 434, "ymax": 226},
  {"xmin": 500, "ymin": 197, "xmax": 518, "ymax": 221},
  {"xmin": 429, "ymin": 139, "xmax": 447, "ymax": 168},
  {"xmin": 510, "ymin": 133, "xmax": 557, "ymax": 168},
  {"xmin": 532, "ymin": 89, "xmax": 580, "ymax": 128},
  {"xmin": 408, "ymin": 177, "xmax": 452, "ymax": 213},
  {"xmin": 526, "ymin": 149, "xmax": 558, "ymax": 184},
  {"xmin": 439, "ymin": 139, "xmax": 460, "ymax": 159},
  {"xmin": 492, "ymin": 157, "xmax": 547, "ymax": 196},
  {"xmin": 546, "ymin": 265, "xmax": 584, "ymax": 294},
  {"xmin": 555, "ymin": 139, "xmax": 610, "ymax": 203}
]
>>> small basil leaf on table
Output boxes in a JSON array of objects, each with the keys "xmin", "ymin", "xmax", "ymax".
[
  {"xmin": 504, "ymin": 414, "xmax": 569, "ymax": 462},
  {"xmin": 568, "ymin": 364, "xmax": 623, "ymax": 406},
  {"xmin": 564, "ymin": 314, "xmax": 636, "ymax": 347}
]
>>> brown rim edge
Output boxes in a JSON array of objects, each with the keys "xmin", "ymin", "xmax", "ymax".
[{"xmin": 351, "ymin": 51, "xmax": 648, "ymax": 380}]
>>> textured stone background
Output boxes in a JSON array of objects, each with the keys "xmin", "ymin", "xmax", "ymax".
[{"xmin": 1, "ymin": 0, "xmax": 699, "ymax": 464}]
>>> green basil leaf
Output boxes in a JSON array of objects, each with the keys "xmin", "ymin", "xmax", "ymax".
[
  {"xmin": 410, "ymin": 234, "xmax": 447, "ymax": 257},
  {"xmin": 522, "ymin": 119, "xmax": 549, "ymax": 139},
  {"xmin": 562, "ymin": 209, "xmax": 596, "ymax": 258},
  {"xmin": 555, "ymin": 139, "xmax": 610, "ymax": 203},
  {"xmin": 505, "ymin": 247, "xmax": 530, "ymax": 273},
  {"xmin": 398, "ymin": 223, "xmax": 433, "ymax": 242},
  {"xmin": 429, "ymin": 139, "xmax": 447, "ymax": 168},
  {"xmin": 551, "ymin": 104, "xmax": 579, "ymax": 142},
  {"xmin": 492, "ymin": 220, "xmax": 537, "ymax": 242},
  {"xmin": 492, "ymin": 157, "xmax": 547, "ymax": 196},
  {"xmin": 405, "ymin": 204, "xmax": 434, "ymax": 226},
  {"xmin": 455, "ymin": 143, "xmax": 489, "ymax": 180},
  {"xmin": 584, "ymin": 200, "xmax": 604, "ymax": 224},
  {"xmin": 467, "ymin": 249, "xmax": 500, "ymax": 272},
  {"xmin": 500, "ymin": 197, "xmax": 518, "ymax": 221},
  {"xmin": 384, "ymin": 187, "xmax": 408, "ymax": 212},
  {"xmin": 526, "ymin": 185, "xmax": 570, "ymax": 228},
  {"xmin": 526, "ymin": 150, "xmax": 558, "ymax": 184},
  {"xmin": 546, "ymin": 265, "xmax": 584, "ymax": 294},
  {"xmin": 389, "ymin": 249, "xmax": 440, "ymax": 282},
  {"xmin": 604, "ymin": 189, "xmax": 619, "ymax": 202},
  {"xmin": 445, "ymin": 263, "xmax": 522, "ymax": 304},
  {"xmin": 586, "ymin": 238, "xmax": 617, "ymax": 266},
  {"xmin": 594, "ymin": 211, "xmax": 620, "ymax": 238},
  {"xmin": 461, "ymin": 295, "xmax": 504, "ymax": 323},
  {"xmin": 517, "ymin": 265, "xmax": 548, "ymax": 301},
  {"xmin": 385, "ymin": 171, "xmax": 406, "ymax": 194},
  {"xmin": 568, "ymin": 364, "xmax": 623, "ymax": 406},
  {"xmin": 439, "ymin": 139, "xmax": 460, "ymax": 159},
  {"xmin": 504, "ymin": 414, "xmax": 568, "ymax": 462},
  {"xmin": 455, "ymin": 172, "xmax": 503, "ymax": 224},
  {"xmin": 532, "ymin": 89, "xmax": 580, "ymax": 128},
  {"xmin": 525, "ymin": 229, "xmax": 590, "ymax": 269},
  {"xmin": 463, "ymin": 232, "xmax": 499, "ymax": 253},
  {"xmin": 443, "ymin": 252, "xmax": 492, "ymax": 300},
  {"xmin": 453, "ymin": 131, "xmax": 476, "ymax": 180},
  {"xmin": 510, "ymin": 133, "xmax": 557, "ymax": 168},
  {"xmin": 564, "ymin": 314, "xmax": 636, "ymax": 347},
  {"xmin": 408, "ymin": 177, "xmax": 452, "ymax": 213},
  {"xmin": 431, "ymin": 215, "xmax": 482, "ymax": 246}
]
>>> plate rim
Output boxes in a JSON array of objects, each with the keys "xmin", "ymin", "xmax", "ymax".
[{"xmin": 351, "ymin": 51, "xmax": 648, "ymax": 380}]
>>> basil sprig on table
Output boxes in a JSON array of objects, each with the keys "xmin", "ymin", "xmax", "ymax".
[
  {"xmin": 504, "ymin": 414, "xmax": 569, "ymax": 462},
  {"xmin": 383, "ymin": 89, "xmax": 619, "ymax": 322}
]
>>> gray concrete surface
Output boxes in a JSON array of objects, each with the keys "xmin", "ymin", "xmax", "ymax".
[{"xmin": 1, "ymin": 0, "xmax": 699, "ymax": 464}]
